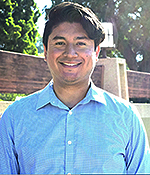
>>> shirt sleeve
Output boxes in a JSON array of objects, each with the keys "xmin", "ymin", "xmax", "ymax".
[
  {"xmin": 0, "ymin": 107, "xmax": 20, "ymax": 174},
  {"xmin": 125, "ymin": 105, "xmax": 150, "ymax": 174}
]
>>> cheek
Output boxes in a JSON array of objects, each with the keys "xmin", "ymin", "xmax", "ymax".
[
  {"xmin": 85, "ymin": 52, "xmax": 97, "ymax": 68},
  {"xmin": 85, "ymin": 48, "xmax": 94, "ymax": 56},
  {"xmin": 48, "ymin": 46, "xmax": 64, "ymax": 56},
  {"xmin": 48, "ymin": 50, "xmax": 59, "ymax": 58},
  {"xmin": 47, "ymin": 51, "xmax": 61, "ymax": 65},
  {"xmin": 84, "ymin": 55, "xmax": 95, "ymax": 68},
  {"xmin": 84, "ymin": 50, "xmax": 96, "ymax": 61}
]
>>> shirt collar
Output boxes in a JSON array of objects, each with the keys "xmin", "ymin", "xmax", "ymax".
[
  {"xmin": 36, "ymin": 80, "xmax": 107, "ymax": 110},
  {"xmin": 36, "ymin": 81, "xmax": 52, "ymax": 110},
  {"xmin": 82, "ymin": 81, "xmax": 107, "ymax": 106}
]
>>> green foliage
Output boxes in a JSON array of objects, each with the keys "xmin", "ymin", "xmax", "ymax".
[
  {"xmin": 0, "ymin": 0, "xmax": 41, "ymax": 55},
  {"xmin": 47, "ymin": 0, "xmax": 150, "ymax": 72},
  {"xmin": 115, "ymin": 0, "xmax": 150, "ymax": 71},
  {"xmin": 0, "ymin": 93, "xmax": 26, "ymax": 101},
  {"xmin": 35, "ymin": 34, "xmax": 44, "ymax": 54}
]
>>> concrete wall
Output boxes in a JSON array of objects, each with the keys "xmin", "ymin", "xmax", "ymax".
[
  {"xmin": 98, "ymin": 58, "xmax": 129, "ymax": 100},
  {"xmin": 134, "ymin": 104, "xmax": 150, "ymax": 118},
  {"xmin": 133, "ymin": 104, "xmax": 150, "ymax": 144},
  {"xmin": 0, "ymin": 101, "xmax": 12, "ymax": 117}
]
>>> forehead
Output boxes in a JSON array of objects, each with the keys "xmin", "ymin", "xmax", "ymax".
[{"xmin": 49, "ymin": 22, "xmax": 89, "ymax": 40}]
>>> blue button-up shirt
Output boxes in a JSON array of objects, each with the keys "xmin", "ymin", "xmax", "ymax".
[{"xmin": 0, "ymin": 81, "xmax": 150, "ymax": 174}]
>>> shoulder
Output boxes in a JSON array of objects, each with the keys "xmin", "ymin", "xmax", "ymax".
[
  {"xmin": 4, "ymin": 82, "xmax": 52, "ymax": 115},
  {"xmin": 92, "ymin": 84, "xmax": 132, "ymax": 112},
  {"xmin": 92, "ymin": 84, "xmax": 141, "ymax": 124},
  {"xmin": 1, "ymin": 84, "xmax": 50, "ymax": 123},
  {"xmin": 6, "ymin": 90, "xmax": 40, "ymax": 113},
  {"xmin": 93, "ymin": 85, "xmax": 145, "ymax": 136}
]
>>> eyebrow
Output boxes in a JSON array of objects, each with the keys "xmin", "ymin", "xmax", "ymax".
[
  {"xmin": 76, "ymin": 36, "xmax": 89, "ymax": 40},
  {"xmin": 52, "ymin": 36, "xmax": 89, "ymax": 40},
  {"xmin": 52, "ymin": 36, "xmax": 66, "ymax": 40}
]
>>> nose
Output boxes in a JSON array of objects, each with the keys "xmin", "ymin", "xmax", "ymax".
[{"xmin": 63, "ymin": 44, "xmax": 78, "ymax": 57}]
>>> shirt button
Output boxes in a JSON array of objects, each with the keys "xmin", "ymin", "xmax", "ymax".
[
  {"xmin": 68, "ymin": 140, "xmax": 72, "ymax": 145},
  {"xmin": 69, "ymin": 110, "xmax": 72, "ymax": 115}
]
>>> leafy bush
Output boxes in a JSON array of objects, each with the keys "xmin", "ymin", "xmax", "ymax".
[{"xmin": 0, "ymin": 93, "xmax": 26, "ymax": 101}]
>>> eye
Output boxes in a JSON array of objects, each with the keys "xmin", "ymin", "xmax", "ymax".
[
  {"xmin": 55, "ymin": 42, "xmax": 66, "ymax": 46},
  {"xmin": 77, "ymin": 42, "xmax": 86, "ymax": 46}
]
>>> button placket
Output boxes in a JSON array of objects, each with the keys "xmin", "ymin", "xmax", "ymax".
[{"xmin": 65, "ymin": 110, "xmax": 74, "ymax": 174}]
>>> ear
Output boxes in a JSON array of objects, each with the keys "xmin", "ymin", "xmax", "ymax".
[
  {"xmin": 43, "ymin": 44, "xmax": 47, "ymax": 62},
  {"xmin": 96, "ymin": 45, "xmax": 101, "ymax": 60}
]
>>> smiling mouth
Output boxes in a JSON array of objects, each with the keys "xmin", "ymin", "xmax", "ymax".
[{"xmin": 59, "ymin": 62, "xmax": 82, "ymax": 67}]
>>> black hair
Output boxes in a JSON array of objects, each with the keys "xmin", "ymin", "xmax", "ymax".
[{"xmin": 43, "ymin": 2, "xmax": 105, "ymax": 50}]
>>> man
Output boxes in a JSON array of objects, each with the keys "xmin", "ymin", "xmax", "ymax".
[{"xmin": 0, "ymin": 2, "xmax": 150, "ymax": 174}]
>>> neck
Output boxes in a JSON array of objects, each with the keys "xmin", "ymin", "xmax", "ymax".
[{"xmin": 53, "ymin": 80, "xmax": 91, "ymax": 109}]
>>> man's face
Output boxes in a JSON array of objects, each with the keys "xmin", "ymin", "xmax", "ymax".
[{"xmin": 44, "ymin": 22, "xmax": 99, "ymax": 86}]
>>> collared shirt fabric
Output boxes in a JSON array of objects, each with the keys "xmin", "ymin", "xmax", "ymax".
[{"xmin": 0, "ymin": 81, "xmax": 150, "ymax": 174}]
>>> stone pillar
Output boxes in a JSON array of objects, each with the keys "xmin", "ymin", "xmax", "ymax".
[{"xmin": 97, "ymin": 58, "xmax": 129, "ymax": 101}]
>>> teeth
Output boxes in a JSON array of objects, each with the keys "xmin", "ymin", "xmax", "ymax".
[{"xmin": 63, "ymin": 63, "xmax": 79, "ymax": 66}]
